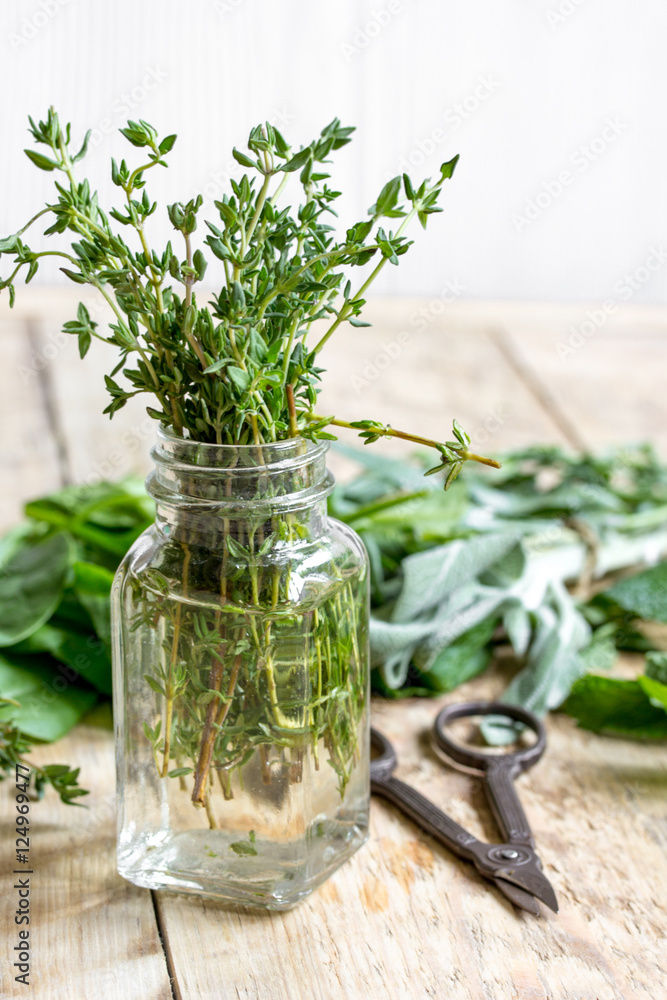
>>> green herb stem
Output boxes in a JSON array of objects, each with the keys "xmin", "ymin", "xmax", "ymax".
[{"xmin": 307, "ymin": 415, "xmax": 502, "ymax": 470}]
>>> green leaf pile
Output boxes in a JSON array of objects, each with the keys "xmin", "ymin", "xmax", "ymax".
[
  {"xmin": 332, "ymin": 441, "xmax": 667, "ymax": 741},
  {"xmin": 0, "ymin": 479, "xmax": 153, "ymax": 801}
]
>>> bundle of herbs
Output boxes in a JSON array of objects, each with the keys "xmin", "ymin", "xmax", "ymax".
[
  {"xmin": 0, "ymin": 110, "xmax": 500, "ymax": 843},
  {"xmin": 0, "ymin": 108, "xmax": 495, "ymax": 471}
]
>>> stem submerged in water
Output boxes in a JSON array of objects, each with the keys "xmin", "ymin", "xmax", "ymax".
[
  {"xmin": 192, "ymin": 652, "xmax": 241, "ymax": 806},
  {"xmin": 136, "ymin": 440, "xmax": 368, "ymax": 822},
  {"xmin": 161, "ymin": 546, "xmax": 191, "ymax": 777}
]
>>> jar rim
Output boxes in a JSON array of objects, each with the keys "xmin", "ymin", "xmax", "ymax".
[
  {"xmin": 149, "ymin": 425, "xmax": 333, "ymax": 510},
  {"xmin": 157, "ymin": 424, "xmax": 326, "ymax": 453},
  {"xmin": 155, "ymin": 425, "xmax": 330, "ymax": 472}
]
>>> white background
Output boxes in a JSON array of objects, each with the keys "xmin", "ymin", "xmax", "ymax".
[{"xmin": 0, "ymin": 0, "xmax": 665, "ymax": 303}]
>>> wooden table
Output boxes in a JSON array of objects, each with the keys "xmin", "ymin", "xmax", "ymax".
[{"xmin": 1, "ymin": 291, "xmax": 666, "ymax": 1000}]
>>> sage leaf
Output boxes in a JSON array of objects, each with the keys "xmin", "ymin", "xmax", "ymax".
[
  {"xmin": 639, "ymin": 674, "xmax": 667, "ymax": 712},
  {"xmin": 482, "ymin": 584, "xmax": 591, "ymax": 744},
  {"xmin": 502, "ymin": 603, "xmax": 532, "ymax": 657},
  {"xmin": 417, "ymin": 618, "xmax": 498, "ymax": 693},
  {"xmin": 646, "ymin": 651, "xmax": 667, "ymax": 684},
  {"xmin": 391, "ymin": 534, "xmax": 520, "ymax": 623}
]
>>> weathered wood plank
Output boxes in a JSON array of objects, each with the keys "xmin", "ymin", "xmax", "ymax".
[
  {"xmin": 494, "ymin": 314, "xmax": 667, "ymax": 454},
  {"xmin": 0, "ymin": 725, "xmax": 174, "ymax": 1000}
]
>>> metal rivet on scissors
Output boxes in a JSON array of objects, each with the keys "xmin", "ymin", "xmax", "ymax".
[{"xmin": 370, "ymin": 700, "xmax": 558, "ymax": 916}]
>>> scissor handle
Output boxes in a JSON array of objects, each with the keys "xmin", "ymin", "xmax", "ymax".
[
  {"xmin": 370, "ymin": 727, "xmax": 398, "ymax": 781},
  {"xmin": 433, "ymin": 701, "xmax": 546, "ymax": 773},
  {"xmin": 433, "ymin": 701, "xmax": 546, "ymax": 848},
  {"xmin": 370, "ymin": 728, "xmax": 482, "ymax": 861}
]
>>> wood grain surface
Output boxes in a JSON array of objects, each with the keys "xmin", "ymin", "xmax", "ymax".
[
  {"xmin": 1, "ymin": 291, "xmax": 666, "ymax": 1000},
  {"xmin": 0, "ymin": 724, "xmax": 173, "ymax": 1000}
]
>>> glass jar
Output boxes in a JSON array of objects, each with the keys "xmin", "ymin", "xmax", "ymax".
[{"xmin": 111, "ymin": 428, "xmax": 370, "ymax": 909}]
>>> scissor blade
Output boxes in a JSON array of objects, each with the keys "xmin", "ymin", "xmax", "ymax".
[
  {"xmin": 495, "ymin": 864, "xmax": 559, "ymax": 913},
  {"xmin": 492, "ymin": 877, "xmax": 540, "ymax": 915}
]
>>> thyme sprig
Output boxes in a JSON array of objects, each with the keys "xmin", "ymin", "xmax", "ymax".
[
  {"xmin": 0, "ymin": 718, "xmax": 88, "ymax": 806},
  {"xmin": 0, "ymin": 108, "xmax": 498, "ymax": 486}
]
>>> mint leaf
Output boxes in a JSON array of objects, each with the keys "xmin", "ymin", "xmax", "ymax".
[
  {"xmin": 606, "ymin": 561, "xmax": 667, "ymax": 624},
  {"xmin": 562, "ymin": 674, "xmax": 667, "ymax": 740}
]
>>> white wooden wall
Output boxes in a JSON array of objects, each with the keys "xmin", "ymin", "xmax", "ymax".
[{"xmin": 1, "ymin": 0, "xmax": 665, "ymax": 303}]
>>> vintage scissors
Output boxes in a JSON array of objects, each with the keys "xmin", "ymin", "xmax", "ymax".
[{"xmin": 370, "ymin": 700, "xmax": 558, "ymax": 915}]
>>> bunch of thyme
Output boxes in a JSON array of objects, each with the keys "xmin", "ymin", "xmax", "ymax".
[
  {"xmin": 0, "ymin": 107, "xmax": 498, "ymax": 484},
  {"xmin": 1, "ymin": 111, "xmax": 500, "ymax": 824},
  {"xmin": 0, "ymin": 717, "xmax": 87, "ymax": 805}
]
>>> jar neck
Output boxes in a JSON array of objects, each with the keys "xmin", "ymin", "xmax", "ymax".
[{"xmin": 147, "ymin": 427, "xmax": 334, "ymax": 541}]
